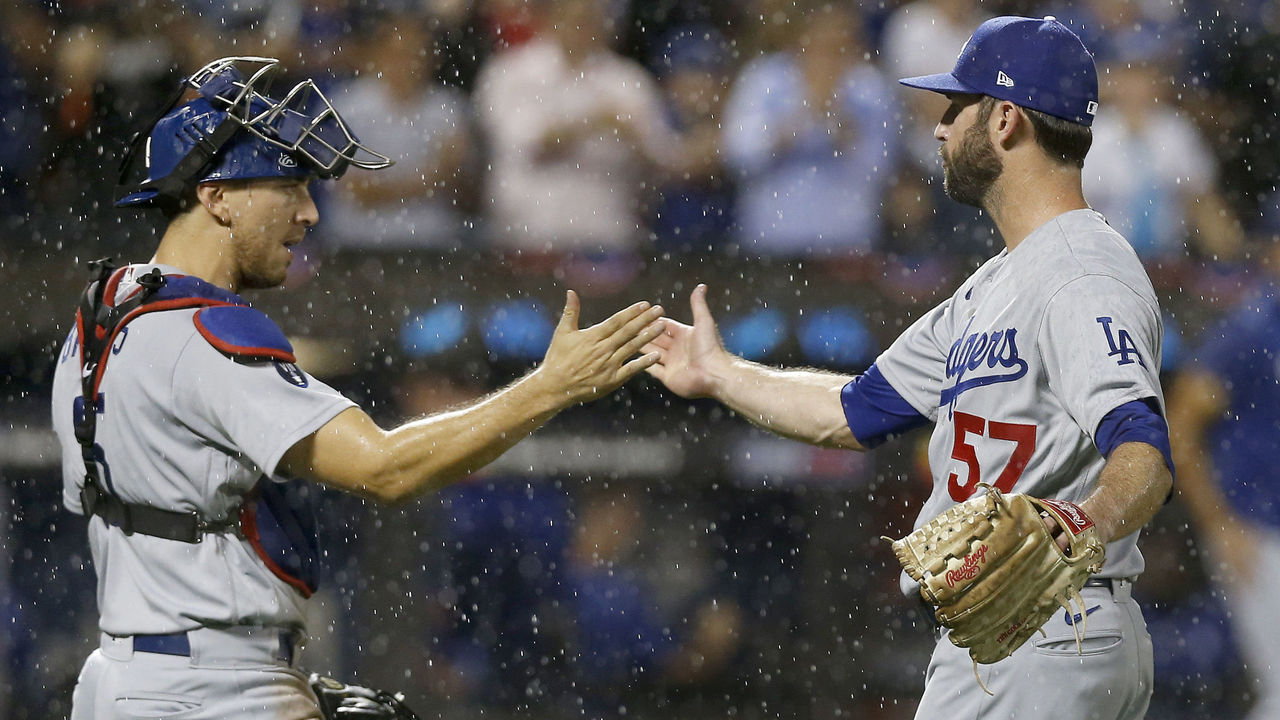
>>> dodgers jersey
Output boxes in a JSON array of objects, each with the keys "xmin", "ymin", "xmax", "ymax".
[
  {"xmin": 51, "ymin": 264, "xmax": 355, "ymax": 636},
  {"xmin": 876, "ymin": 210, "xmax": 1164, "ymax": 594}
]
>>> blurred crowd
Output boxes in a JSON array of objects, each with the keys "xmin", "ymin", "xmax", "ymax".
[
  {"xmin": 1, "ymin": 0, "xmax": 1279, "ymax": 718},
  {"xmin": 3, "ymin": 0, "xmax": 1277, "ymax": 258}
]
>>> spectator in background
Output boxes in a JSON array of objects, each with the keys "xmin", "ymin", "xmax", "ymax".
[
  {"xmin": 1167, "ymin": 241, "xmax": 1280, "ymax": 720},
  {"xmin": 879, "ymin": 167, "xmax": 946, "ymax": 259},
  {"xmin": 432, "ymin": 477, "xmax": 575, "ymax": 706},
  {"xmin": 425, "ymin": 0, "xmax": 492, "ymax": 90},
  {"xmin": 292, "ymin": 0, "xmax": 366, "ymax": 83},
  {"xmin": 0, "ymin": 4, "xmax": 51, "ymax": 222},
  {"xmin": 324, "ymin": 13, "xmax": 477, "ymax": 250},
  {"xmin": 1045, "ymin": 0, "xmax": 1187, "ymax": 70},
  {"xmin": 650, "ymin": 24, "xmax": 736, "ymax": 253},
  {"xmin": 180, "ymin": 0, "xmax": 301, "ymax": 61},
  {"xmin": 1085, "ymin": 59, "xmax": 1244, "ymax": 261},
  {"xmin": 474, "ymin": 0, "xmax": 676, "ymax": 254},
  {"xmin": 564, "ymin": 488, "xmax": 742, "ymax": 715},
  {"xmin": 1181, "ymin": 0, "xmax": 1280, "ymax": 242},
  {"xmin": 880, "ymin": 0, "xmax": 987, "ymax": 175},
  {"xmin": 721, "ymin": 3, "xmax": 896, "ymax": 255}
]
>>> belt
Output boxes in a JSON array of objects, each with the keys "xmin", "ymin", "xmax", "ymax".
[
  {"xmin": 1083, "ymin": 576, "xmax": 1135, "ymax": 594},
  {"xmin": 131, "ymin": 629, "xmax": 297, "ymax": 665}
]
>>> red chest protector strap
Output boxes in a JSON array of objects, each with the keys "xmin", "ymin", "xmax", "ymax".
[{"xmin": 74, "ymin": 260, "xmax": 240, "ymax": 543}]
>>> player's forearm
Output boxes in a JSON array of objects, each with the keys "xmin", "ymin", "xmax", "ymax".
[
  {"xmin": 292, "ymin": 369, "xmax": 570, "ymax": 503},
  {"xmin": 1166, "ymin": 374, "xmax": 1232, "ymax": 531},
  {"xmin": 366, "ymin": 369, "xmax": 567, "ymax": 501},
  {"xmin": 709, "ymin": 357, "xmax": 862, "ymax": 449},
  {"xmin": 1078, "ymin": 441, "xmax": 1172, "ymax": 542},
  {"xmin": 1168, "ymin": 417, "xmax": 1236, "ymax": 534}
]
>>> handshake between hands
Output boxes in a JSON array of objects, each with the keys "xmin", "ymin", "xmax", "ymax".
[{"xmin": 534, "ymin": 284, "xmax": 727, "ymax": 407}]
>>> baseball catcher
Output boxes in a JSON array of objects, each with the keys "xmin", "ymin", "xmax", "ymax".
[{"xmin": 53, "ymin": 54, "xmax": 665, "ymax": 720}]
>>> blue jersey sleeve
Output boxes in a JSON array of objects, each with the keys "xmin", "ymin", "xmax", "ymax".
[
  {"xmin": 840, "ymin": 363, "xmax": 931, "ymax": 448},
  {"xmin": 1094, "ymin": 398, "xmax": 1174, "ymax": 477}
]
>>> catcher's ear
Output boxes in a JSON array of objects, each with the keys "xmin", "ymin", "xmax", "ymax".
[{"xmin": 195, "ymin": 183, "xmax": 232, "ymax": 226}]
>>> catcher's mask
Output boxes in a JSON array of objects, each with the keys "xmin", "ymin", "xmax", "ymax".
[{"xmin": 116, "ymin": 56, "xmax": 392, "ymax": 208}]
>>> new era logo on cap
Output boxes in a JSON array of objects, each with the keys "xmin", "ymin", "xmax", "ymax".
[{"xmin": 996, "ymin": 71, "xmax": 1014, "ymax": 87}]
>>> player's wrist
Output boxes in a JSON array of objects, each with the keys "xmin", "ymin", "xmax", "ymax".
[
  {"xmin": 701, "ymin": 351, "xmax": 742, "ymax": 402},
  {"xmin": 519, "ymin": 365, "xmax": 581, "ymax": 415},
  {"xmin": 1073, "ymin": 498, "xmax": 1119, "ymax": 543}
]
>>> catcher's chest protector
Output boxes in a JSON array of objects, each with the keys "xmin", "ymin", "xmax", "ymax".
[{"xmin": 74, "ymin": 261, "xmax": 320, "ymax": 596}]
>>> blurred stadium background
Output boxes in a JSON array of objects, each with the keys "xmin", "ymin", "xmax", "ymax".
[{"xmin": 0, "ymin": 0, "xmax": 1276, "ymax": 717}]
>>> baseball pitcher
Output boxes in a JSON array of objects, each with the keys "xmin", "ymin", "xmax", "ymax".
[{"xmin": 644, "ymin": 17, "xmax": 1172, "ymax": 719}]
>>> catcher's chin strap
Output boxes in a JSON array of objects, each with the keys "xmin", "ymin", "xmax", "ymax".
[{"xmin": 74, "ymin": 258, "xmax": 238, "ymax": 543}]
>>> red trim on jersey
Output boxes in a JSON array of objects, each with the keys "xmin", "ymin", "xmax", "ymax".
[{"xmin": 74, "ymin": 309, "xmax": 86, "ymax": 372}]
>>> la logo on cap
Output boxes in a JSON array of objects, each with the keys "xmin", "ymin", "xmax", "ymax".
[{"xmin": 996, "ymin": 71, "xmax": 1015, "ymax": 87}]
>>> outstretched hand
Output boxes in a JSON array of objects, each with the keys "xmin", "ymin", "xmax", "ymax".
[
  {"xmin": 538, "ymin": 290, "xmax": 666, "ymax": 405},
  {"xmin": 642, "ymin": 284, "xmax": 731, "ymax": 399}
]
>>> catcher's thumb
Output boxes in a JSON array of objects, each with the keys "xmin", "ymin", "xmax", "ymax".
[{"xmin": 557, "ymin": 289, "xmax": 581, "ymax": 332}]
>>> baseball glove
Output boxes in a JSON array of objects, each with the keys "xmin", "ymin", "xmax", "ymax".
[{"xmin": 887, "ymin": 486, "xmax": 1106, "ymax": 681}]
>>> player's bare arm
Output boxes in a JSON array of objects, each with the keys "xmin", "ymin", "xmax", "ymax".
[
  {"xmin": 1075, "ymin": 441, "xmax": 1173, "ymax": 544},
  {"xmin": 281, "ymin": 291, "xmax": 664, "ymax": 502},
  {"xmin": 1167, "ymin": 369, "xmax": 1260, "ymax": 582},
  {"xmin": 643, "ymin": 283, "xmax": 864, "ymax": 450},
  {"xmin": 1167, "ymin": 369, "xmax": 1230, "ymax": 524}
]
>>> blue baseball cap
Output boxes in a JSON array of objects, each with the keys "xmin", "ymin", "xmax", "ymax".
[{"xmin": 899, "ymin": 16, "xmax": 1099, "ymax": 127}]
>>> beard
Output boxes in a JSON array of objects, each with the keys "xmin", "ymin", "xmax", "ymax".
[
  {"xmin": 237, "ymin": 265, "xmax": 287, "ymax": 290},
  {"xmin": 234, "ymin": 233, "xmax": 291, "ymax": 290},
  {"xmin": 941, "ymin": 121, "xmax": 1003, "ymax": 209}
]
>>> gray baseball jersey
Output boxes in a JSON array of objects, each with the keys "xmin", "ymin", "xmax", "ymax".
[
  {"xmin": 876, "ymin": 209, "xmax": 1164, "ymax": 596},
  {"xmin": 51, "ymin": 263, "xmax": 354, "ymax": 636}
]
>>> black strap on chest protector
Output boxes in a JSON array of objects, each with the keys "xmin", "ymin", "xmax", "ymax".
[{"xmin": 74, "ymin": 258, "xmax": 236, "ymax": 544}]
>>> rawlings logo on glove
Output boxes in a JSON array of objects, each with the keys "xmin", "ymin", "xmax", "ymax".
[
  {"xmin": 885, "ymin": 486, "xmax": 1106, "ymax": 693},
  {"xmin": 945, "ymin": 544, "xmax": 989, "ymax": 588}
]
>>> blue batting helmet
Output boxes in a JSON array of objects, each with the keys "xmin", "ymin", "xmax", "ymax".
[{"xmin": 117, "ymin": 56, "xmax": 392, "ymax": 208}]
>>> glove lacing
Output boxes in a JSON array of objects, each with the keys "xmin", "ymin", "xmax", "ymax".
[
  {"xmin": 1056, "ymin": 585, "xmax": 1090, "ymax": 655},
  {"xmin": 969, "ymin": 585, "xmax": 1091, "ymax": 697}
]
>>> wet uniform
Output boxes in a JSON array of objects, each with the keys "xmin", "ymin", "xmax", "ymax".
[
  {"xmin": 871, "ymin": 209, "xmax": 1162, "ymax": 718},
  {"xmin": 51, "ymin": 263, "xmax": 353, "ymax": 719}
]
